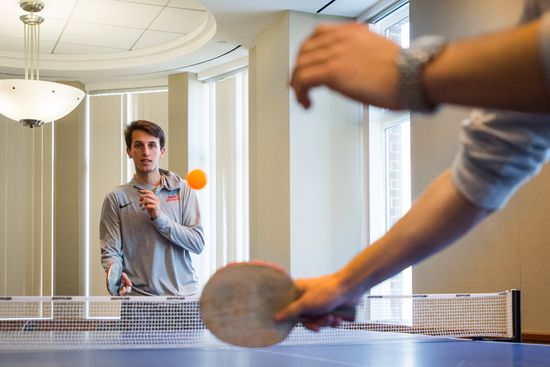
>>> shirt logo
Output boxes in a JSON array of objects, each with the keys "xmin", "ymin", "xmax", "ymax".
[
  {"xmin": 119, "ymin": 202, "xmax": 132, "ymax": 209},
  {"xmin": 167, "ymin": 194, "xmax": 180, "ymax": 202}
]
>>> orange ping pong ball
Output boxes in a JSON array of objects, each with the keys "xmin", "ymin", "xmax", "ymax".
[{"xmin": 186, "ymin": 169, "xmax": 207, "ymax": 190}]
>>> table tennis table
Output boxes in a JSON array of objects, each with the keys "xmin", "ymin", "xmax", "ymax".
[
  {"xmin": 1, "ymin": 291, "xmax": 546, "ymax": 366},
  {"xmin": 1, "ymin": 332, "xmax": 549, "ymax": 367}
]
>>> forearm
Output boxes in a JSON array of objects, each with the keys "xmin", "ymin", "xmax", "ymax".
[
  {"xmin": 152, "ymin": 212, "xmax": 205, "ymax": 254},
  {"xmin": 425, "ymin": 19, "xmax": 550, "ymax": 112},
  {"xmin": 99, "ymin": 196, "xmax": 124, "ymax": 272},
  {"xmin": 336, "ymin": 169, "xmax": 491, "ymax": 296}
]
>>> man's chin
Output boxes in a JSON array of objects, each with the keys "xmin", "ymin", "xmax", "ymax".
[{"xmin": 136, "ymin": 166, "xmax": 157, "ymax": 174}]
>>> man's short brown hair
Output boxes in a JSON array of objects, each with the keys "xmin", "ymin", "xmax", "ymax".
[{"xmin": 124, "ymin": 120, "xmax": 166, "ymax": 150}]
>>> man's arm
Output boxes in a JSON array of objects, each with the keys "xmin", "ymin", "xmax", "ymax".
[
  {"xmin": 275, "ymin": 169, "xmax": 491, "ymax": 329},
  {"xmin": 291, "ymin": 19, "xmax": 550, "ymax": 112},
  {"xmin": 424, "ymin": 19, "xmax": 548, "ymax": 112},
  {"xmin": 100, "ymin": 194, "xmax": 124, "ymax": 271},
  {"xmin": 100, "ymin": 194, "xmax": 132, "ymax": 295},
  {"xmin": 142, "ymin": 187, "xmax": 205, "ymax": 254}
]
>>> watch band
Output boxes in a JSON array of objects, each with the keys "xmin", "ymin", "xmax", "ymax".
[{"xmin": 397, "ymin": 35, "xmax": 446, "ymax": 113}]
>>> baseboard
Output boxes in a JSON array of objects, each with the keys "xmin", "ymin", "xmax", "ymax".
[{"xmin": 523, "ymin": 332, "xmax": 550, "ymax": 344}]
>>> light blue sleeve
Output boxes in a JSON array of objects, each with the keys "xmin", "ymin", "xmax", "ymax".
[{"xmin": 451, "ymin": 110, "xmax": 550, "ymax": 210}]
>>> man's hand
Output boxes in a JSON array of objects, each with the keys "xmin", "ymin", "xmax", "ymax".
[
  {"xmin": 274, "ymin": 273, "xmax": 359, "ymax": 331},
  {"xmin": 105, "ymin": 268, "xmax": 133, "ymax": 296},
  {"xmin": 119, "ymin": 272, "xmax": 132, "ymax": 296},
  {"xmin": 291, "ymin": 23, "xmax": 402, "ymax": 110},
  {"xmin": 139, "ymin": 189, "xmax": 161, "ymax": 220}
]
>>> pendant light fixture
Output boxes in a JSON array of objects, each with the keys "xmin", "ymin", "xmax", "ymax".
[{"xmin": 0, "ymin": 0, "xmax": 85, "ymax": 128}]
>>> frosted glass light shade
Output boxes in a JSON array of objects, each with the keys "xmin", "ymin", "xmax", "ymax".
[{"xmin": 0, "ymin": 79, "xmax": 85, "ymax": 126}]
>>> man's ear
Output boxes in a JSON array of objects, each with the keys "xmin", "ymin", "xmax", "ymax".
[
  {"xmin": 160, "ymin": 147, "xmax": 166, "ymax": 158},
  {"xmin": 127, "ymin": 148, "xmax": 132, "ymax": 158}
]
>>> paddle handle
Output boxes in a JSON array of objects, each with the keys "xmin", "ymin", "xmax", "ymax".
[{"xmin": 332, "ymin": 305, "xmax": 356, "ymax": 321}]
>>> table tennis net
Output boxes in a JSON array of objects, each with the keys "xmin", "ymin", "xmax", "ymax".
[{"xmin": 0, "ymin": 290, "xmax": 519, "ymax": 350}]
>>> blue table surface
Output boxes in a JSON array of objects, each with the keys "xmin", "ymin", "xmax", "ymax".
[{"xmin": 2, "ymin": 337, "xmax": 550, "ymax": 367}]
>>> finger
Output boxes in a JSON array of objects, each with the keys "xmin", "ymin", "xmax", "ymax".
[
  {"xmin": 329, "ymin": 316, "xmax": 343, "ymax": 328},
  {"xmin": 301, "ymin": 314, "xmax": 335, "ymax": 328},
  {"xmin": 274, "ymin": 299, "xmax": 303, "ymax": 322},
  {"xmin": 299, "ymin": 29, "xmax": 341, "ymax": 55},
  {"xmin": 308, "ymin": 22, "xmax": 350, "ymax": 40},
  {"xmin": 121, "ymin": 272, "xmax": 133, "ymax": 287},
  {"xmin": 292, "ymin": 65, "xmax": 335, "ymax": 108},
  {"xmin": 119, "ymin": 285, "xmax": 132, "ymax": 296},
  {"xmin": 301, "ymin": 321, "xmax": 321, "ymax": 332}
]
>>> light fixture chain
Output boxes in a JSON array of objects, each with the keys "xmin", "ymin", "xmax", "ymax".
[
  {"xmin": 36, "ymin": 23, "xmax": 40, "ymax": 80},
  {"xmin": 23, "ymin": 22, "xmax": 28, "ymax": 79},
  {"xmin": 29, "ymin": 22, "xmax": 33, "ymax": 80}
]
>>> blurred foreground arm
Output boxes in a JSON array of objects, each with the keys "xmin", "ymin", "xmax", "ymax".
[
  {"xmin": 276, "ymin": 170, "xmax": 491, "ymax": 330},
  {"xmin": 291, "ymin": 19, "xmax": 550, "ymax": 112}
]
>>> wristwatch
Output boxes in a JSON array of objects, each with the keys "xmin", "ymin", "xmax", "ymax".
[{"xmin": 397, "ymin": 35, "xmax": 447, "ymax": 113}]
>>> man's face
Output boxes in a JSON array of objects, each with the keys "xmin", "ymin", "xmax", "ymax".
[{"xmin": 127, "ymin": 129, "xmax": 165, "ymax": 174}]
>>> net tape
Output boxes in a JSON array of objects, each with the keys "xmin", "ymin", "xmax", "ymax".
[{"xmin": 0, "ymin": 290, "xmax": 514, "ymax": 350}]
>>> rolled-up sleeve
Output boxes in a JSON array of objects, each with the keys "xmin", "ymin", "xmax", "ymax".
[{"xmin": 451, "ymin": 109, "xmax": 550, "ymax": 210}]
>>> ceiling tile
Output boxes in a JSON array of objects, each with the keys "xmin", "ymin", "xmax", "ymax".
[
  {"xmin": 38, "ymin": 19, "xmax": 69, "ymax": 42},
  {"xmin": 0, "ymin": 13, "xmax": 23, "ymax": 39},
  {"xmin": 0, "ymin": 0, "xmax": 23, "ymax": 16},
  {"xmin": 0, "ymin": 0, "xmax": 77, "ymax": 21},
  {"xmin": 167, "ymin": 0, "xmax": 206, "ymax": 11},
  {"xmin": 0, "ymin": 36, "xmax": 56, "ymax": 54},
  {"xmin": 149, "ymin": 7, "xmax": 206, "ymax": 33},
  {"xmin": 0, "ymin": 0, "xmax": 25, "ymax": 15},
  {"xmin": 132, "ymin": 30, "xmax": 183, "ymax": 50},
  {"xmin": 53, "ymin": 42, "xmax": 126, "ymax": 55},
  {"xmin": 0, "ymin": 15, "xmax": 65, "ymax": 42},
  {"xmin": 40, "ymin": 0, "xmax": 79, "ymax": 21},
  {"xmin": 60, "ymin": 22, "xmax": 143, "ymax": 49},
  {"xmin": 72, "ymin": 0, "xmax": 162, "ymax": 29}
]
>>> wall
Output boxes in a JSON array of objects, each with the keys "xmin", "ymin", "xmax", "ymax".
[
  {"xmin": 249, "ymin": 11, "xmax": 364, "ymax": 278},
  {"xmin": 0, "ymin": 82, "xmax": 83, "ymax": 296},
  {"xmin": 409, "ymin": 0, "xmax": 550, "ymax": 334},
  {"xmin": 0, "ymin": 116, "xmax": 53, "ymax": 295},
  {"xmin": 54, "ymin": 81, "xmax": 87, "ymax": 296}
]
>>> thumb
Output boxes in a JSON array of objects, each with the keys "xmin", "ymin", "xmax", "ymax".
[
  {"xmin": 274, "ymin": 299, "xmax": 303, "ymax": 322},
  {"xmin": 121, "ymin": 272, "xmax": 133, "ymax": 287}
]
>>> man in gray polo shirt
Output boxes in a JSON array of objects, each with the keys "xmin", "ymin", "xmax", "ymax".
[{"xmin": 100, "ymin": 120, "xmax": 205, "ymax": 296}]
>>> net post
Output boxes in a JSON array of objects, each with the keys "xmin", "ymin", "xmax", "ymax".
[{"xmin": 511, "ymin": 289, "xmax": 521, "ymax": 343}]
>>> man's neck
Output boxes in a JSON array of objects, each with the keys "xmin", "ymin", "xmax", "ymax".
[{"xmin": 133, "ymin": 170, "xmax": 162, "ymax": 187}]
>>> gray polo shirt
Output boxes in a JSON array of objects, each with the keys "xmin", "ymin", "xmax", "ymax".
[
  {"xmin": 451, "ymin": 1, "xmax": 550, "ymax": 210},
  {"xmin": 100, "ymin": 169, "xmax": 205, "ymax": 296}
]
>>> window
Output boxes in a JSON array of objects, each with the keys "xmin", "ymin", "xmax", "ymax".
[
  {"xmin": 365, "ymin": 3, "xmax": 412, "ymax": 322},
  {"xmin": 191, "ymin": 70, "xmax": 249, "ymax": 286}
]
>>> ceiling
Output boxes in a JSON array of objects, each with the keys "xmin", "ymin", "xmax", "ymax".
[{"xmin": 0, "ymin": 0, "xmax": 380, "ymax": 87}]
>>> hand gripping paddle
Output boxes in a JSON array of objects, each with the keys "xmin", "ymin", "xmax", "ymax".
[{"xmin": 200, "ymin": 261, "xmax": 356, "ymax": 347}]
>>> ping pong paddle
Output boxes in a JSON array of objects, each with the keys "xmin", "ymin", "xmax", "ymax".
[
  {"xmin": 106, "ymin": 263, "xmax": 131, "ymax": 296},
  {"xmin": 200, "ymin": 261, "xmax": 356, "ymax": 347}
]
